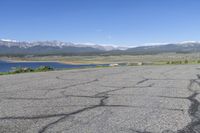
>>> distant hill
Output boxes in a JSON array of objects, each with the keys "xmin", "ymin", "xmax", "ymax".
[
  {"xmin": 124, "ymin": 41, "xmax": 200, "ymax": 54},
  {"xmin": 1, "ymin": 39, "xmax": 200, "ymax": 56}
]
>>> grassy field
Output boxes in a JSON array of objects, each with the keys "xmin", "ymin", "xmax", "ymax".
[{"xmin": 1, "ymin": 53, "xmax": 200, "ymax": 65}]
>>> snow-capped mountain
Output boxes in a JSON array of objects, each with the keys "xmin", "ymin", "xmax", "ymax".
[
  {"xmin": 0, "ymin": 39, "xmax": 18, "ymax": 42},
  {"xmin": 1, "ymin": 39, "xmax": 200, "ymax": 56},
  {"xmin": 0, "ymin": 39, "xmax": 120, "ymax": 50},
  {"xmin": 0, "ymin": 39, "xmax": 124, "ymax": 55}
]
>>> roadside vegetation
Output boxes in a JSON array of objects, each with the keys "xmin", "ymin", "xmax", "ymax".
[
  {"xmin": 0, "ymin": 66, "xmax": 54, "ymax": 75},
  {"xmin": 165, "ymin": 59, "xmax": 200, "ymax": 65},
  {"xmin": 0, "ymin": 65, "xmax": 112, "ymax": 76},
  {"xmin": 2, "ymin": 53, "xmax": 200, "ymax": 65}
]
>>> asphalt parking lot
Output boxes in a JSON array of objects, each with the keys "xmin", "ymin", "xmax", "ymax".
[{"xmin": 0, "ymin": 65, "xmax": 200, "ymax": 133}]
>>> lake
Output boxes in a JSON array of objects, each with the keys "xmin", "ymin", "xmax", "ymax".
[{"xmin": 0, "ymin": 60, "xmax": 109, "ymax": 72}]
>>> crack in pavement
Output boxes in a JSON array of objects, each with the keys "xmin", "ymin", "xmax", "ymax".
[
  {"xmin": 0, "ymin": 67, "xmax": 195, "ymax": 133},
  {"xmin": 129, "ymin": 128, "xmax": 152, "ymax": 133},
  {"xmin": 136, "ymin": 79, "xmax": 149, "ymax": 85},
  {"xmin": 100, "ymin": 82, "xmax": 154, "ymax": 89},
  {"xmin": 160, "ymin": 67, "xmax": 177, "ymax": 78},
  {"xmin": 41, "ymin": 69, "xmax": 130, "ymax": 96},
  {"xmin": 155, "ymin": 95, "xmax": 188, "ymax": 100},
  {"xmin": 3, "ymin": 95, "xmax": 100, "ymax": 101},
  {"xmin": 46, "ymin": 79, "xmax": 99, "ymax": 91},
  {"xmin": 177, "ymin": 75, "xmax": 200, "ymax": 133},
  {"xmin": 38, "ymin": 105, "xmax": 99, "ymax": 133},
  {"xmin": 0, "ymin": 105, "xmax": 183, "ymax": 121},
  {"xmin": 0, "ymin": 78, "xmax": 100, "ymax": 94},
  {"xmin": 0, "ymin": 78, "xmax": 153, "ymax": 133},
  {"xmin": 98, "ymin": 78, "xmax": 152, "ymax": 92},
  {"xmin": 0, "ymin": 77, "xmax": 185, "ymax": 133}
]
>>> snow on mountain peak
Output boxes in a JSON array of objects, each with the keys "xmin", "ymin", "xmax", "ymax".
[
  {"xmin": 0, "ymin": 39, "xmax": 126, "ymax": 50},
  {"xmin": 0, "ymin": 39, "xmax": 18, "ymax": 42},
  {"xmin": 178, "ymin": 41, "xmax": 200, "ymax": 44}
]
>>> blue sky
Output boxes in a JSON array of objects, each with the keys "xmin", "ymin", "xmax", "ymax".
[{"xmin": 1, "ymin": 0, "xmax": 200, "ymax": 46}]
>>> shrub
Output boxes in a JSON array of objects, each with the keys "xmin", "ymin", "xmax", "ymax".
[
  {"xmin": 35, "ymin": 66, "xmax": 54, "ymax": 71},
  {"xmin": 171, "ymin": 61, "xmax": 182, "ymax": 64},
  {"xmin": 11, "ymin": 67, "xmax": 34, "ymax": 73},
  {"xmin": 10, "ymin": 66, "xmax": 53, "ymax": 74},
  {"xmin": 184, "ymin": 60, "xmax": 188, "ymax": 64}
]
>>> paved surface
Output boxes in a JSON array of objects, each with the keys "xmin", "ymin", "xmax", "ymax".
[{"xmin": 0, "ymin": 65, "xmax": 200, "ymax": 133}]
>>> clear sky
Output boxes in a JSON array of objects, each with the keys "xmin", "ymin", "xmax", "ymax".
[{"xmin": 1, "ymin": 0, "xmax": 200, "ymax": 46}]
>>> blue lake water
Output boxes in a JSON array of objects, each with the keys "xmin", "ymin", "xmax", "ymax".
[{"xmin": 0, "ymin": 60, "xmax": 109, "ymax": 72}]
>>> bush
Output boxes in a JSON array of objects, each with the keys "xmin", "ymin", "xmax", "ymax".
[
  {"xmin": 35, "ymin": 66, "xmax": 54, "ymax": 71},
  {"xmin": 10, "ymin": 66, "xmax": 53, "ymax": 74},
  {"xmin": 184, "ymin": 60, "xmax": 188, "ymax": 64},
  {"xmin": 11, "ymin": 67, "xmax": 34, "ymax": 73},
  {"xmin": 171, "ymin": 61, "xmax": 182, "ymax": 64}
]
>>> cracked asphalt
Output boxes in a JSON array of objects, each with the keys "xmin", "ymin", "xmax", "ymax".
[{"xmin": 0, "ymin": 65, "xmax": 200, "ymax": 133}]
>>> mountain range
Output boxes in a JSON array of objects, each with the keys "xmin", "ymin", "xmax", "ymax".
[
  {"xmin": 123, "ymin": 41, "xmax": 200, "ymax": 55},
  {"xmin": 0, "ymin": 39, "xmax": 118, "ymax": 56},
  {"xmin": 1, "ymin": 39, "xmax": 200, "ymax": 56}
]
